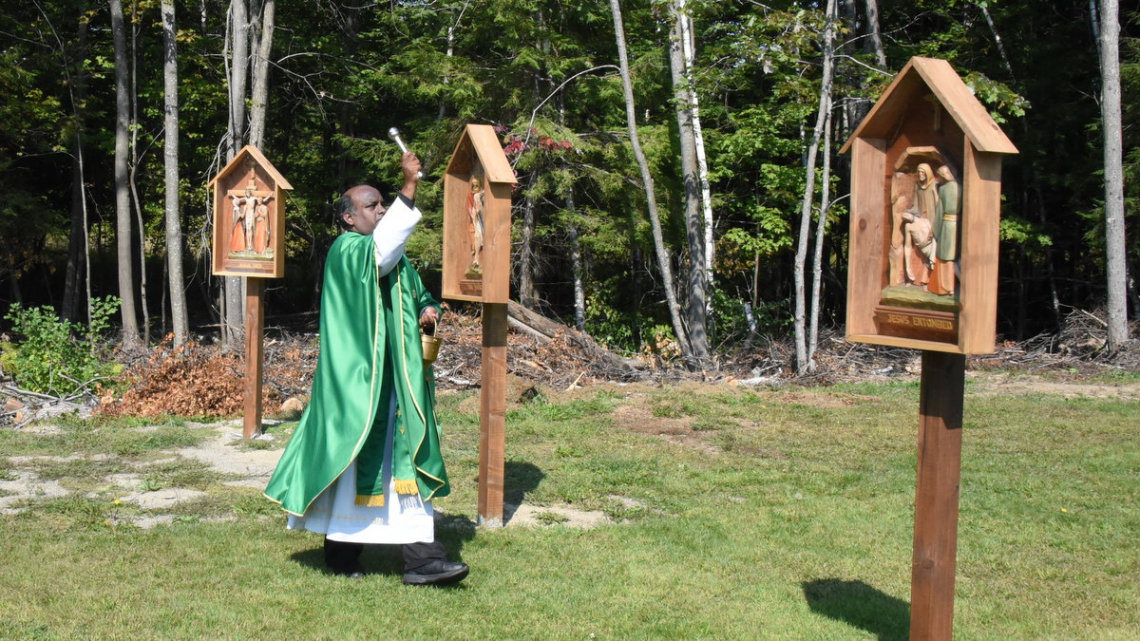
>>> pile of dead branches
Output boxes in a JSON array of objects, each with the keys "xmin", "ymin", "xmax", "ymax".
[{"xmin": 3, "ymin": 305, "xmax": 1137, "ymax": 427}]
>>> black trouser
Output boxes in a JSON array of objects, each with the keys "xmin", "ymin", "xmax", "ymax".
[{"xmin": 324, "ymin": 537, "xmax": 447, "ymax": 572}]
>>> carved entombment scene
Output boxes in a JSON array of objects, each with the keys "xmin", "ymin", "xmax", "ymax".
[
  {"xmin": 883, "ymin": 147, "xmax": 961, "ymax": 306},
  {"xmin": 843, "ymin": 57, "xmax": 1015, "ymax": 354},
  {"xmin": 871, "ymin": 96, "xmax": 964, "ymax": 344}
]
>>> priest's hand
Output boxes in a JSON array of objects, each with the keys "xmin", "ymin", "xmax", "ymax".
[{"xmin": 419, "ymin": 307, "xmax": 439, "ymax": 332}]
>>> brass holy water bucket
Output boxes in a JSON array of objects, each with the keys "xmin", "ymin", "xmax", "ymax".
[{"xmin": 421, "ymin": 325, "xmax": 442, "ymax": 366}]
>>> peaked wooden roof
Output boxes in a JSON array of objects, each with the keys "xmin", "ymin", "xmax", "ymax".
[
  {"xmin": 207, "ymin": 145, "xmax": 294, "ymax": 189},
  {"xmin": 445, "ymin": 124, "xmax": 515, "ymax": 184},
  {"xmin": 840, "ymin": 56, "xmax": 1018, "ymax": 155}
]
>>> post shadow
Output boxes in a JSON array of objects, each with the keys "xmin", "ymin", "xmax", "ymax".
[
  {"xmin": 802, "ymin": 578, "xmax": 910, "ymax": 640},
  {"xmin": 501, "ymin": 460, "xmax": 546, "ymax": 525}
]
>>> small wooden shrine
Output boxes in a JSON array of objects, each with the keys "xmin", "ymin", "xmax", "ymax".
[
  {"xmin": 441, "ymin": 124, "xmax": 515, "ymax": 303},
  {"xmin": 209, "ymin": 145, "xmax": 292, "ymax": 278},
  {"xmin": 441, "ymin": 124, "xmax": 515, "ymax": 526},
  {"xmin": 840, "ymin": 56, "xmax": 1017, "ymax": 354}
]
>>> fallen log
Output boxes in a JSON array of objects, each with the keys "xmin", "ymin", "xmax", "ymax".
[{"xmin": 506, "ymin": 301, "xmax": 646, "ymax": 373}]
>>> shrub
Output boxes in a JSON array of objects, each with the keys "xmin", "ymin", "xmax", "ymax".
[{"xmin": 2, "ymin": 297, "xmax": 121, "ymax": 398}]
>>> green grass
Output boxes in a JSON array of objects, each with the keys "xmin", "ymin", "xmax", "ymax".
[{"xmin": 1, "ymin": 379, "xmax": 1137, "ymax": 638}]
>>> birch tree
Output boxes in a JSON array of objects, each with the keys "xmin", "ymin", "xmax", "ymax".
[
  {"xmin": 111, "ymin": 0, "xmax": 141, "ymax": 349},
  {"xmin": 793, "ymin": 0, "xmax": 836, "ymax": 373},
  {"xmin": 668, "ymin": 0, "xmax": 709, "ymax": 360},
  {"xmin": 1098, "ymin": 0, "xmax": 1130, "ymax": 348},
  {"xmin": 609, "ymin": 0, "xmax": 692, "ymax": 362},
  {"xmin": 162, "ymin": 0, "xmax": 189, "ymax": 346}
]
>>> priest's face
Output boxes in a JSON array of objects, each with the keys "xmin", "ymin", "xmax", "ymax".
[{"xmin": 344, "ymin": 185, "xmax": 386, "ymax": 235}]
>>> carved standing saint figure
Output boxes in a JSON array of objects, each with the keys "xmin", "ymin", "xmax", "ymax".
[
  {"xmin": 465, "ymin": 175, "xmax": 485, "ymax": 277},
  {"xmin": 253, "ymin": 200, "xmax": 271, "ymax": 254},
  {"xmin": 928, "ymin": 164, "xmax": 960, "ymax": 295},
  {"xmin": 225, "ymin": 187, "xmax": 246, "ymax": 252}
]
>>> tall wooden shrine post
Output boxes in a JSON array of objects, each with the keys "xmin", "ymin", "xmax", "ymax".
[
  {"xmin": 441, "ymin": 125, "xmax": 515, "ymax": 526},
  {"xmin": 840, "ymin": 57, "xmax": 1017, "ymax": 640},
  {"xmin": 208, "ymin": 146, "xmax": 292, "ymax": 439}
]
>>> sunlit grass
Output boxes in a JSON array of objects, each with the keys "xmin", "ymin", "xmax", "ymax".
[{"xmin": 0, "ymin": 379, "xmax": 1136, "ymax": 638}]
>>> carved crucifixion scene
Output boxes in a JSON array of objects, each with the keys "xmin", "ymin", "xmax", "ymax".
[{"xmin": 226, "ymin": 174, "xmax": 275, "ymax": 260}]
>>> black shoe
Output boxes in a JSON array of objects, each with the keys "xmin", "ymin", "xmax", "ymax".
[
  {"xmin": 329, "ymin": 561, "xmax": 366, "ymax": 579},
  {"xmin": 402, "ymin": 560, "xmax": 469, "ymax": 586}
]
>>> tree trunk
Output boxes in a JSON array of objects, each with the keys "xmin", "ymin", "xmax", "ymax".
[
  {"xmin": 668, "ymin": 0, "xmax": 710, "ymax": 361},
  {"xmin": 609, "ymin": 0, "xmax": 692, "ymax": 362},
  {"xmin": 863, "ymin": 0, "xmax": 887, "ymax": 67},
  {"xmin": 808, "ymin": 103, "xmax": 834, "ymax": 360},
  {"xmin": 793, "ymin": 0, "xmax": 836, "ymax": 373},
  {"xmin": 162, "ymin": 0, "xmax": 189, "ymax": 347},
  {"xmin": 980, "ymin": 5, "xmax": 1015, "ymax": 81},
  {"xmin": 1099, "ymin": 0, "xmax": 1130, "ymax": 348},
  {"xmin": 677, "ymin": 2, "xmax": 715, "ymax": 333},
  {"xmin": 519, "ymin": 178, "xmax": 538, "ymax": 309},
  {"xmin": 224, "ymin": 0, "xmax": 250, "ymax": 348},
  {"xmin": 228, "ymin": 0, "xmax": 249, "ymax": 158},
  {"xmin": 566, "ymin": 191, "xmax": 586, "ymax": 332},
  {"xmin": 111, "ymin": 0, "xmax": 141, "ymax": 349},
  {"xmin": 129, "ymin": 0, "xmax": 149, "ymax": 344},
  {"xmin": 62, "ymin": 17, "xmax": 90, "ymax": 323},
  {"xmin": 248, "ymin": 0, "xmax": 274, "ymax": 149}
]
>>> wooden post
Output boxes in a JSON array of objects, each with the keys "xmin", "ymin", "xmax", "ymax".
[
  {"xmin": 478, "ymin": 302, "xmax": 507, "ymax": 526},
  {"xmin": 243, "ymin": 278, "xmax": 266, "ymax": 439},
  {"xmin": 910, "ymin": 350, "xmax": 965, "ymax": 640}
]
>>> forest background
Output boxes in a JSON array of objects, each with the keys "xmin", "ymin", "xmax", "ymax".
[{"xmin": 1, "ymin": 0, "xmax": 1137, "ymax": 380}]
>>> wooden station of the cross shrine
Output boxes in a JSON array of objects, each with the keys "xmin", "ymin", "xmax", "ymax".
[
  {"xmin": 441, "ymin": 124, "xmax": 515, "ymax": 526},
  {"xmin": 840, "ymin": 56, "xmax": 1017, "ymax": 640},
  {"xmin": 208, "ymin": 144, "xmax": 293, "ymax": 439}
]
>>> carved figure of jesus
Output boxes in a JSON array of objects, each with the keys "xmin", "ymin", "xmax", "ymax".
[
  {"xmin": 467, "ymin": 175, "xmax": 485, "ymax": 270},
  {"xmin": 228, "ymin": 180, "xmax": 273, "ymax": 255}
]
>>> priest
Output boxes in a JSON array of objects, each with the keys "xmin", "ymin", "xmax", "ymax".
[{"xmin": 265, "ymin": 152, "xmax": 468, "ymax": 586}]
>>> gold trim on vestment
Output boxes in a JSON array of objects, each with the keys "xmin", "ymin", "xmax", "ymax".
[
  {"xmin": 355, "ymin": 494, "xmax": 385, "ymax": 507},
  {"xmin": 394, "ymin": 478, "xmax": 420, "ymax": 495},
  {"xmin": 393, "ymin": 267, "xmax": 446, "ymax": 500}
]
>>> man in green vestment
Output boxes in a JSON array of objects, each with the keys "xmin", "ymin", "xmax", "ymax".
[{"xmin": 265, "ymin": 152, "xmax": 468, "ymax": 586}]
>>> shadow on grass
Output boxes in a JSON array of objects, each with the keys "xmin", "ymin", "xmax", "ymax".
[
  {"xmin": 802, "ymin": 578, "xmax": 909, "ymax": 640},
  {"xmin": 501, "ymin": 461, "xmax": 546, "ymax": 525}
]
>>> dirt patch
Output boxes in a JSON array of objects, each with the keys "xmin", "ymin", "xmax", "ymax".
[
  {"xmin": 174, "ymin": 422, "xmax": 282, "ymax": 480},
  {"xmin": 504, "ymin": 502, "xmax": 610, "ymax": 529},
  {"xmin": 972, "ymin": 375, "xmax": 1140, "ymax": 400},
  {"xmin": 0, "ymin": 471, "xmax": 69, "ymax": 514},
  {"xmin": 776, "ymin": 391, "xmax": 881, "ymax": 409}
]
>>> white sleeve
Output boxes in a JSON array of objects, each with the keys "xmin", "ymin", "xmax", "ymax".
[{"xmin": 372, "ymin": 196, "xmax": 422, "ymax": 276}]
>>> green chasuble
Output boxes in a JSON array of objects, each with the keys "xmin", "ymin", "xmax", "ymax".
[{"xmin": 264, "ymin": 232, "xmax": 448, "ymax": 516}]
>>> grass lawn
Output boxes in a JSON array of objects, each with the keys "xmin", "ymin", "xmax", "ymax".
[{"xmin": 1, "ymin": 376, "xmax": 1137, "ymax": 639}]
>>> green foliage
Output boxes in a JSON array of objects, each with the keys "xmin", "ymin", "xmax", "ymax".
[
  {"xmin": 0, "ymin": 0, "xmax": 1133, "ymax": 353},
  {"xmin": 3, "ymin": 298, "xmax": 121, "ymax": 397}
]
